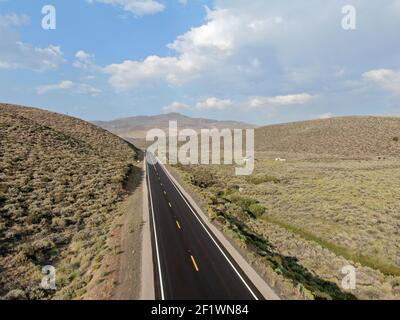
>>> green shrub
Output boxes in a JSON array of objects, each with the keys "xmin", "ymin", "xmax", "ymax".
[
  {"xmin": 226, "ymin": 194, "xmax": 265, "ymax": 219},
  {"xmin": 4, "ymin": 289, "xmax": 27, "ymax": 300},
  {"xmin": 21, "ymin": 239, "xmax": 57, "ymax": 262},
  {"xmin": 0, "ymin": 183, "xmax": 9, "ymax": 193},
  {"xmin": 248, "ymin": 203, "xmax": 266, "ymax": 218},
  {"xmin": 0, "ymin": 194, "xmax": 6, "ymax": 206},
  {"xmin": 51, "ymin": 217, "xmax": 66, "ymax": 228},
  {"xmin": 247, "ymin": 174, "xmax": 281, "ymax": 185},
  {"xmin": 190, "ymin": 169, "xmax": 217, "ymax": 188},
  {"xmin": 227, "ymin": 194, "xmax": 258, "ymax": 211}
]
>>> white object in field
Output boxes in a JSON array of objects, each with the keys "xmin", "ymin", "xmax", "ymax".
[{"xmin": 243, "ymin": 156, "xmax": 254, "ymax": 163}]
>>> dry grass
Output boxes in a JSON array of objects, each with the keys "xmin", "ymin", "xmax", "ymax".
[
  {"xmin": 255, "ymin": 116, "xmax": 400, "ymax": 158},
  {"xmin": 171, "ymin": 116, "xmax": 400, "ymax": 300},
  {"xmin": 251, "ymin": 158, "xmax": 400, "ymax": 273},
  {"xmin": 174, "ymin": 161, "xmax": 400, "ymax": 299},
  {"xmin": 0, "ymin": 104, "xmax": 141, "ymax": 300}
]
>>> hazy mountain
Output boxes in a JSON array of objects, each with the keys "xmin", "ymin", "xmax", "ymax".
[{"xmin": 94, "ymin": 113, "xmax": 255, "ymax": 139}]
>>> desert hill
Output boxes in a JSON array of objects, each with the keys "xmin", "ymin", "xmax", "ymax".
[
  {"xmin": 0, "ymin": 104, "xmax": 141, "ymax": 299},
  {"xmin": 255, "ymin": 116, "xmax": 400, "ymax": 158}
]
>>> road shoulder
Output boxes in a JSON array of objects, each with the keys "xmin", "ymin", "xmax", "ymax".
[
  {"xmin": 139, "ymin": 158, "xmax": 155, "ymax": 300},
  {"xmin": 112, "ymin": 164, "xmax": 146, "ymax": 300}
]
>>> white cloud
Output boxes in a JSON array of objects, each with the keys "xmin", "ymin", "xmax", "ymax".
[
  {"xmin": 3, "ymin": 0, "xmax": 399, "ymax": 123},
  {"xmin": 0, "ymin": 42, "xmax": 64, "ymax": 71},
  {"xmin": 102, "ymin": 0, "xmax": 400, "ymax": 118},
  {"xmin": 0, "ymin": 13, "xmax": 30, "ymax": 27},
  {"xmin": 104, "ymin": 7, "xmax": 284, "ymax": 89},
  {"xmin": 105, "ymin": 56, "xmax": 185, "ymax": 89},
  {"xmin": 76, "ymin": 84, "xmax": 102, "ymax": 95},
  {"xmin": 37, "ymin": 80, "xmax": 101, "ymax": 96},
  {"xmin": 0, "ymin": 12, "xmax": 63, "ymax": 71},
  {"xmin": 86, "ymin": 0, "xmax": 165, "ymax": 15},
  {"xmin": 37, "ymin": 80, "xmax": 74, "ymax": 94},
  {"xmin": 73, "ymin": 50, "xmax": 95, "ymax": 69},
  {"xmin": 363, "ymin": 69, "xmax": 400, "ymax": 94},
  {"xmin": 196, "ymin": 97, "xmax": 234, "ymax": 110},
  {"xmin": 163, "ymin": 101, "xmax": 190, "ymax": 113},
  {"xmin": 162, "ymin": 97, "xmax": 235, "ymax": 113},
  {"xmin": 248, "ymin": 93, "xmax": 315, "ymax": 108},
  {"xmin": 0, "ymin": 18, "xmax": 64, "ymax": 72},
  {"xmin": 319, "ymin": 112, "xmax": 334, "ymax": 119}
]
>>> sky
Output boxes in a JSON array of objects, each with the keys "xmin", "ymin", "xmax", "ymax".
[{"xmin": 0, "ymin": 0, "xmax": 399, "ymax": 125}]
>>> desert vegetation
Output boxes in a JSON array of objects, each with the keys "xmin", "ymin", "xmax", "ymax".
[
  {"xmin": 171, "ymin": 116, "xmax": 400, "ymax": 300},
  {"xmin": 255, "ymin": 116, "xmax": 400, "ymax": 158},
  {"xmin": 0, "ymin": 104, "xmax": 141, "ymax": 299}
]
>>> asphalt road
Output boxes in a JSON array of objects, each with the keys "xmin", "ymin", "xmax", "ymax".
[{"xmin": 146, "ymin": 153, "xmax": 264, "ymax": 300}]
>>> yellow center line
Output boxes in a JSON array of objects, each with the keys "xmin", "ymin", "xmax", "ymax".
[
  {"xmin": 163, "ymin": 191, "xmax": 167, "ymax": 195},
  {"xmin": 168, "ymin": 202, "xmax": 172, "ymax": 208},
  {"xmin": 191, "ymin": 255, "xmax": 199, "ymax": 272},
  {"xmin": 176, "ymin": 221, "xmax": 181, "ymax": 229}
]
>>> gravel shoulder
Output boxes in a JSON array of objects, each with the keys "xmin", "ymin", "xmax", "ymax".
[
  {"xmin": 84, "ymin": 165, "xmax": 144, "ymax": 300},
  {"xmin": 112, "ymin": 164, "xmax": 145, "ymax": 300}
]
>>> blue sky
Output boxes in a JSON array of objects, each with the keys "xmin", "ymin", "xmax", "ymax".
[{"xmin": 0, "ymin": 0, "xmax": 399, "ymax": 124}]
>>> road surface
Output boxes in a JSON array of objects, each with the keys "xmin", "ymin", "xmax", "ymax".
[{"xmin": 146, "ymin": 153, "xmax": 265, "ymax": 300}]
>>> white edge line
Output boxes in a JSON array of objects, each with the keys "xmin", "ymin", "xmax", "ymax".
[
  {"xmin": 146, "ymin": 156, "xmax": 165, "ymax": 300},
  {"xmin": 154, "ymin": 155, "xmax": 259, "ymax": 301}
]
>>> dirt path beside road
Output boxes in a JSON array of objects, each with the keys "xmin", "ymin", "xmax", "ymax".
[{"xmin": 112, "ymin": 165, "xmax": 145, "ymax": 300}]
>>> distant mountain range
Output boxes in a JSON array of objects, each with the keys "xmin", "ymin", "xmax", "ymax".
[
  {"xmin": 94, "ymin": 113, "xmax": 400, "ymax": 158},
  {"xmin": 94, "ymin": 113, "xmax": 255, "ymax": 139}
]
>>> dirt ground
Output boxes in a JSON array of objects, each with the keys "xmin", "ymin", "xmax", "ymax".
[{"xmin": 84, "ymin": 165, "xmax": 144, "ymax": 300}]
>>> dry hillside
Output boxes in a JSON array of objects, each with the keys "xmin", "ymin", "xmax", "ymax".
[
  {"xmin": 255, "ymin": 116, "xmax": 400, "ymax": 158},
  {"xmin": 0, "ymin": 104, "xmax": 141, "ymax": 299}
]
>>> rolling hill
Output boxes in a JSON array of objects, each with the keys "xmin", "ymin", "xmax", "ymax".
[
  {"xmin": 255, "ymin": 116, "xmax": 400, "ymax": 158},
  {"xmin": 0, "ymin": 103, "xmax": 141, "ymax": 299}
]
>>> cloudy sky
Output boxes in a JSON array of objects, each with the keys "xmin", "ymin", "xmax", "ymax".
[{"xmin": 0, "ymin": 0, "xmax": 399, "ymax": 124}]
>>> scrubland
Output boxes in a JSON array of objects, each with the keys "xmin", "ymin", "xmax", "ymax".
[
  {"xmin": 171, "ymin": 116, "xmax": 400, "ymax": 300},
  {"xmin": 0, "ymin": 104, "xmax": 141, "ymax": 299}
]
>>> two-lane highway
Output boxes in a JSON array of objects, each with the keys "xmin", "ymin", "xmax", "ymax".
[{"xmin": 146, "ymin": 153, "xmax": 264, "ymax": 300}]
